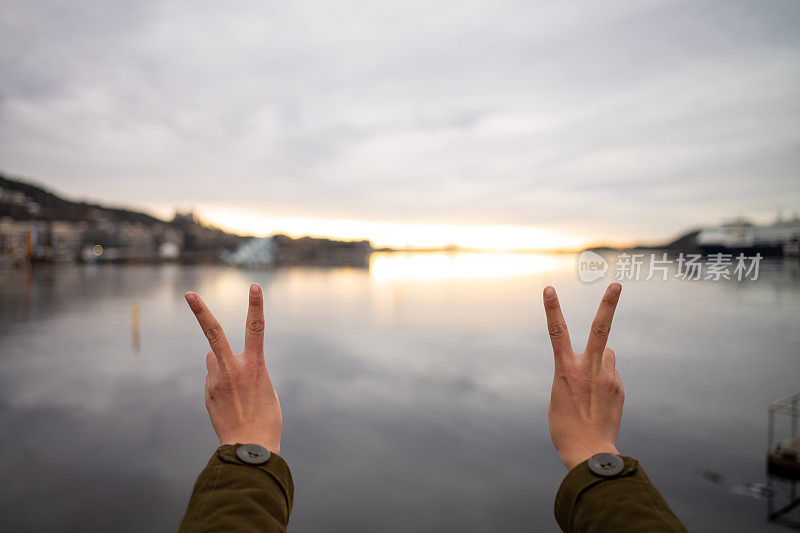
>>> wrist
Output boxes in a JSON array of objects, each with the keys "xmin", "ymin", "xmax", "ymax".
[
  {"xmin": 560, "ymin": 443, "xmax": 620, "ymax": 471},
  {"xmin": 220, "ymin": 436, "xmax": 281, "ymax": 455}
]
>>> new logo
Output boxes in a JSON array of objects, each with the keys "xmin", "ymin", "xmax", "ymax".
[{"xmin": 577, "ymin": 251, "xmax": 608, "ymax": 283}]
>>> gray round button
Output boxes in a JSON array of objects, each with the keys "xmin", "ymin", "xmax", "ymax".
[
  {"xmin": 236, "ymin": 444, "xmax": 271, "ymax": 465},
  {"xmin": 587, "ymin": 453, "xmax": 624, "ymax": 477}
]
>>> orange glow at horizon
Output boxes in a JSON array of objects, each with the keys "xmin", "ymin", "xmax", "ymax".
[{"xmin": 196, "ymin": 206, "xmax": 587, "ymax": 251}]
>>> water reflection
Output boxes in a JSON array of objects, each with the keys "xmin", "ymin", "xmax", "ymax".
[
  {"xmin": 369, "ymin": 251, "xmax": 567, "ymax": 280},
  {"xmin": 131, "ymin": 302, "xmax": 141, "ymax": 353},
  {"xmin": 0, "ymin": 254, "xmax": 799, "ymax": 531}
]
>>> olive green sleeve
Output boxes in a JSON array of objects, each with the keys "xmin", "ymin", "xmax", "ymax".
[
  {"xmin": 554, "ymin": 456, "xmax": 686, "ymax": 532},
  {"xmin": 179, "ymin": 444, "xmax": 294, "ymax": 533}
]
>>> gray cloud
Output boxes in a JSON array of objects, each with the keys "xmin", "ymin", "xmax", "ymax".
[{"xmin": 1, "ymin": 0, "xmax": 799, "ymax": 241}]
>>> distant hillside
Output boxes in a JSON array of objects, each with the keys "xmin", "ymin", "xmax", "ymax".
[
  {"xmin": 0, "ymin": 172, "xmax": 373, "ymax": 264},
  {"xmin": 0, "ymin": 173, "xmax": 170, "ymax": 225},
  {"xmin": 662, "ymin": 229, "xmax": 701, "ymax": 252},
  {"xmin": 0, "ymin": 171, "xmax": 246, "ymax": 253},
  {"xmin": 586, "ymin": 229, "xmax": 701, "ymax": 254}
]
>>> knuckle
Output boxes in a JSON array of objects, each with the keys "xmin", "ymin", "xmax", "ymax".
[
  {"xmin": 241, "ymin": 361, "xmax": 261, "ymax": 380},
  {"xmin": 213, "ymin": 373, "xmax": 235, "ymax": 394},
  {"xmin": 223, "ymin": 368, "xmax": 238, "ymax": 384},
  {"xmin": 612, "ymin": 374, "xmax": 624, "ymax": 394},
  {"xmin": 590, "ymin": 321, "xmax": 610, "ymax": 338},
  {"xmin": 247, "ymin": 319, "xmax": 265, "ymax": 335},
  {"xmin": 548, "ymin": 323, "xmax": 568, "ymax": 339},
  {"xmin": 557, "ymin": 363, "xmax": 578, "ymax": 381},
  {"xmin": 205, "ymin": 325, "xmax": 224, "ymax": 343}
]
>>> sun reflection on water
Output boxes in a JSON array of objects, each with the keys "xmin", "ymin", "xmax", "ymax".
[{"xmin": 369, "ymin": 251, "xmax": 569, "ymax": 281}]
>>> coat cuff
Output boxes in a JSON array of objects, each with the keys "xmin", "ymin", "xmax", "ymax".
[
  {"xmin": 554, "ymin": 455, "xmax": 639, "ymax": 531},
  {"xmin": 216, "ymin": 444, "xmax": 294, "ymax": 513}
]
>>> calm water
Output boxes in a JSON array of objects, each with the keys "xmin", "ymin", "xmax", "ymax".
[{"xmin": 1, "ymin": 253, "xmax": 799, "ymax": 532}]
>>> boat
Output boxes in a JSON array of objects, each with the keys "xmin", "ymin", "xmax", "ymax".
[
  {"xmin": 767, "ymin": 392, "xmax": 800, "ymax": 479},
  {"xmin": 697, "ymin": 215, "xmax": 800, "ymax": 257},
  {"xmin": 769, "ymin": 436, "xmax": 800, "ymax": 479}
]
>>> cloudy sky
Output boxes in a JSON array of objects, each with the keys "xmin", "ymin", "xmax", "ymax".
[{"xmin": 1, "ymin": 0, "xmax": 798, "ymax": 248}]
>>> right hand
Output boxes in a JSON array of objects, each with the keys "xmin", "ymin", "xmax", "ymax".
[
  {"xmin": 543, "ymin": 283, "xmax": 624, "ymax": 470},
  {"xmin": 185, "ymin": 283, "xmax": 283, "ymax": 454}
]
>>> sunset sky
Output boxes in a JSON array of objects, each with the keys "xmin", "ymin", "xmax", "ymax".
[{"xmin": 1, "ymin": 1, "xmax": 798, "ymax": 249}]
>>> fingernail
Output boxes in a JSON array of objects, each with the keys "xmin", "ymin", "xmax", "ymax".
[
  {"xmin": 250, "ymin": 283, "xmax": 260, "ymax": 296},
  {"xmin": 610, "ymin": 283, "xmax": 622, "ymax": 295},
  {"xmin": 185, "ymin": 292, "xmax": 197, "ymax": 305},
  {"xmin": 544, "ymin": 286, "xmax": 555, "ymax": 299}
]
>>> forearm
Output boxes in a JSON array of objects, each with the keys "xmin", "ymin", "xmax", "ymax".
[
  {"xmin": 554, "ymin": 456, "xmax": 685, "ymax": 533},
  {"xmin": 180, "ymin": 445, "xmax": 294, "ymax": 533}
]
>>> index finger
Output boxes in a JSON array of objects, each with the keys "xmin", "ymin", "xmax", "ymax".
[
  {"xmin": 543, "ymin": 286, "xmax": 573, "ymax": 370},
  {"xmin": 585, "ymin": 282, "xmax": 622, "ymax": 359},
  {"xmin": 185, "ymin": 291, "xmax": 234, "ymax": 362}
]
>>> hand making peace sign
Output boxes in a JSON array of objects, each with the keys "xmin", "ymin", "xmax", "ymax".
[
  {"xmin": 185, "ymin": 283, "xmax": 283, "ymax": 454},
  {"xmin": 543, "ymin": 282, "xmax": 625, "ymax": 470}
]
